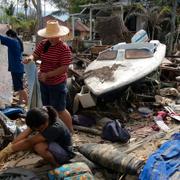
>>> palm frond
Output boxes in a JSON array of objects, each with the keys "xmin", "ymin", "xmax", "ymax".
[
  {"xmin": 49, "ymin": 0, "xmax": 69, "ymax": 10},
  {"xmin": 50, "ymin": 9, "xmax": 68, "ymax": 16}
]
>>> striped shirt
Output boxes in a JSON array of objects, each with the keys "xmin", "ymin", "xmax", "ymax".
[{"xmin": 34, "ymin": 40, "xmax": 72, "ymax": 85}]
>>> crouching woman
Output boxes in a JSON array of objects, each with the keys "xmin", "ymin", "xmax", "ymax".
[{"xmin": 0, "ymin": 106, "xmax": 74, "ymax": 166}]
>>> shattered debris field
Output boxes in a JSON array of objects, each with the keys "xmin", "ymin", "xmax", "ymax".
[{"xmin": 0, "ymin": 44, "xmax": 180, "ymax": 179}]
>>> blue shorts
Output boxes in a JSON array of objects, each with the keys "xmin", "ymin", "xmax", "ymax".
[
  {"xmin": 48, "ymin": 142, "xmax": 71, "ymax": 164},
  {"xmin": 11, "ymin": 72, "xmax": 24, "ymax": 91},
  {"xmin": 40, "ymin": 81, "xmax": 67, "ymax": 111}
]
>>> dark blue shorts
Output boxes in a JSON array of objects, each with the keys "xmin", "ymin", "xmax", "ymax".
[
  {"xmin": 11, "ymin": 72, "xmax": 24, "ymax": 91},
  {"xmin": 48, "ymin": 142, "xmax": 71, "ymax": 164},
  {"xmin": 40, "ymin": 81, "xmax": 67, "ymax": 111}
]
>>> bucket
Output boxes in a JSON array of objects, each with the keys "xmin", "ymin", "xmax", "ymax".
[{"xmin": 78, "ymin": 86, "xmax": 96, "ymax": 108}]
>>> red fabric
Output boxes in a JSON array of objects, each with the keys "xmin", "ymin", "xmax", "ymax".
[
  {"xmin": 157, "ymin": 111, "xmax": 167, "ymax": 119},
  {"xmin": 34, "ymin": 40, "xmax": 72, "ymax": 85}
]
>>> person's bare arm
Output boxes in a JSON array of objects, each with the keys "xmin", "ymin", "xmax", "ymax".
[
  {"xmin": 12, "ymin": 133, "xmax": 46, "ymax": 152},
  {"xmin": 23, "ymin": 53, "xmax": 39, "ymax": 64},
  {"xmin": 39, "ymin": 65, "xmax": 69, "ymax": 82},
  {"xmin": 47, "ymin": 65, "xmax": 68, "ymax": 77},
  {"xmin": 12, "ymin": 128, "xmax": 32, "ymax": 144}
]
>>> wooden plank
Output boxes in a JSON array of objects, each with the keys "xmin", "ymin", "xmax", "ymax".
[{"xmin": 74, "ymin": 125, "xmax": 101, "ymax": 136}]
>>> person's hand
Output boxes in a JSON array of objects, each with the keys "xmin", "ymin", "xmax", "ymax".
[
  {"xmin": 38, "ymin": 72, "xmax": 48, "ymax": 82},
  {"xmin": 22, "ymin": 56, "xmax": 33, "ymax": 64}
]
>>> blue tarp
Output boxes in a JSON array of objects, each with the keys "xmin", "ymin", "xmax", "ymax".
[
  {"xmin": 1, "ymin": 107, "xmax": 25, "ymax": 116},
  {"xmin": 139, "ymin": 133, "xmax": 180, "ymax": 180}
]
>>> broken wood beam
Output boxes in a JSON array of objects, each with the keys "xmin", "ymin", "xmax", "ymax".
[
  {"xmin": 73, "ymin": 125, "xmax": 101, "ymax": 136},
  {"xmin": 68, "ymin": 68, "xmax": 83, "ymax": 78},
  {"xmin": 165, "ymin": 55, "xmax": 180, "ymax": 58},
  {"xmin": 80, "ymin": 110, "xmax": 127, "ymax": 122},
  {"xmin": 160, "ymin": 66, "xmax": 180, "ymax": 72}
]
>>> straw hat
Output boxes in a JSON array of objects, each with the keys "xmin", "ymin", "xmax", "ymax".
[{"xmin": 37, "ymin": 20, "xmax": 69, "ymax": 38}]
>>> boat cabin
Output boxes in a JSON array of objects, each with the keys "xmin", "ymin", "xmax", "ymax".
[{"xmin": 97, "ymin": 41, "xmax": 159, "ymax": 61}]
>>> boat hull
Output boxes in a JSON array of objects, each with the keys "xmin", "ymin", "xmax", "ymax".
[{"xmin": 84, "ymin": 41, "xmax": 166, "ymax": 96}]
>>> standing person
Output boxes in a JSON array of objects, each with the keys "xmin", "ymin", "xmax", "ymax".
[
  {"xmin": 0, "ymin": 106, "xmax": 74, "ymax": 166},
  {"xmin": 0, "ymin": 29, "xmax": 28, "ymax": 105},
  {"xmin": 23, "ymin": 20, "xmax": 73, "ymax": 132}
]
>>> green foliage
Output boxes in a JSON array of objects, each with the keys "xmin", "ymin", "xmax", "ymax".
[
  {"xmin": 4, "ymin": 3, "xmax": 15, "ymax": 16},
  {"xmin": 160, "ymin": 6, "xmax": 171, "ymax": 15},
  {"xmin": 2, "ymin": 2, "xmax": 15, "ymax": 16},
  {"xmin": 18, "ymin": 19, "xmax": 36, "ymax": 31},
  {"xmin": 0, "ymin": 2, "xmax": 15, "ymax": 24},
  {"xmin": 16, "ymin": 12, "xmax": 27, "ymax": 20},
  {"xmin": 124, "ymin": 2, "xmax": 172, "ymax": 40}
]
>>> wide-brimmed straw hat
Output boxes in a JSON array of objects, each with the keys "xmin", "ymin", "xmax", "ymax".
[{"xmin": 37, "ymin": 20, "xmax": 69, "ymax": 38}]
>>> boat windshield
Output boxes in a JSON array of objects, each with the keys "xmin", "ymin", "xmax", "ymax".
[
  {"xmin": 97, "ymin": 50, "xmax": 118, "ymax": 60},
  {"xmin": 125, "ymin": 49, "xmax": 153, "ymax": 59}
]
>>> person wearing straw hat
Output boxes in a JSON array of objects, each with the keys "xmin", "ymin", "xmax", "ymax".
[{"xmin": 23, "ymin": 20, "xmax": 73, "ymax": 133}]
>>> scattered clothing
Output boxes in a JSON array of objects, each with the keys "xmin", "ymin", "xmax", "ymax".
[{"xmin": 48, "ymin": 162, "xmax": 94, "ymax": 180}]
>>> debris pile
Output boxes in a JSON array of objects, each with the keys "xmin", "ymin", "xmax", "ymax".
[{"xmin": 0, "ymin": 40, "xmax": 180, "ymax": 180}]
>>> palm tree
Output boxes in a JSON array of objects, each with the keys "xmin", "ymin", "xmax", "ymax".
[
  {"xmin": 124, "ymin": 3, "xmax": 171, "ymax": 40},
  {"xmin": 31, "ymin": 0, "xmax": 42, "ymax": 42},
  {"xmin": 169, "ymin": 0, "xmax": 178, "ymax": 54},
  {"xmin": 0, "ymin": 2, "xmax": 15, "ymax": 23},
  {"xmin": 31, "ymin": 0, "xmax": 42, "ymax": 28},
  {"xmin": 24, "ymin": 0, "xmax": 28, "ymax": 19}
]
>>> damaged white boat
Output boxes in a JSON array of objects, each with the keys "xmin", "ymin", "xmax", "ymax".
[{"xmin": 84, "ymin": 40, "xmax": 166, "ymax": 96}]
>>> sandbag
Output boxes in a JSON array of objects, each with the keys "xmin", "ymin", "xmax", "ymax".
[{"xmin": 79, "ymin": 143, "xmax": 144, "ymax": 175}]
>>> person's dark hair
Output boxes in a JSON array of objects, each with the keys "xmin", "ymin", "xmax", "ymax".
[
  {"xmin": 6, "ymin": 29, "xmax": 24, "ymax": 52},
  {"xmin": 43, "ymin": 40, "xmax": 51, "ymax": 53},
  {"xmin": 25, "ymin": 106, "xmax": 57, "ymax": 129}
]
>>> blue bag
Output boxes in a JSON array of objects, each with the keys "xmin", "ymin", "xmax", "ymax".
[{"xmin": 101, "ymin": 120, "xmax": 130, "ymax": 143}]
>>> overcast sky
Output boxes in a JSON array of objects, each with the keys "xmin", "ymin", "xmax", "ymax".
[{"xmin": 42, "ymin": 1, "xmax": 69, "ymax": 21}]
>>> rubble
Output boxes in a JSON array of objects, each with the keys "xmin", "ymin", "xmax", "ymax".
[{"xmin": 0, "ymin": 39, "xmax": 180, "ymax": 179}]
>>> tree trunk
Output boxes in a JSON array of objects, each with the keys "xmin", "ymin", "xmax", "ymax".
[
  {"xmin": 169, "ymin": 0, "xmax": 177, "ymax": 55},
  {"xmin": 32, "ymin": 0, "xmax": 37, "ymax": 10},
  {"xmin": 36, "ymin": 0, "xmax": 43, "ymax": 43},
  {"xmin": 152, "ymin": 27, "xmax": 155, "ymax": 40}
]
